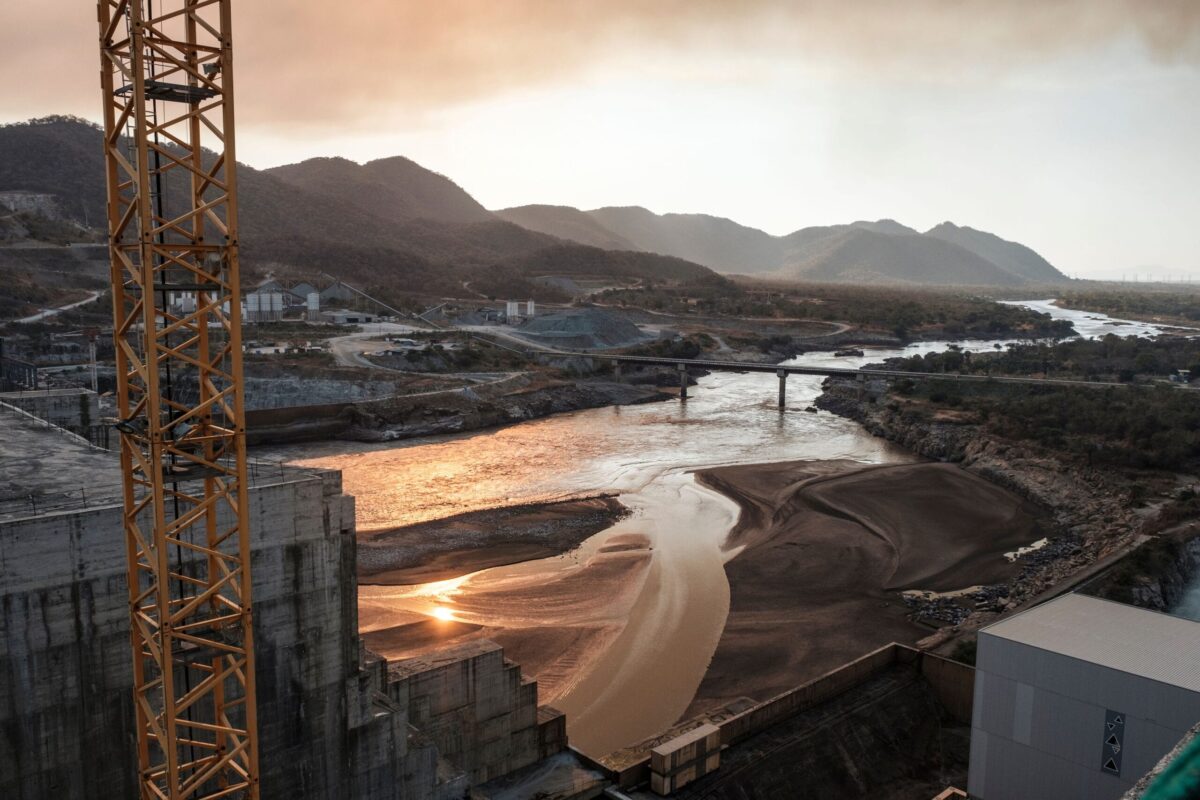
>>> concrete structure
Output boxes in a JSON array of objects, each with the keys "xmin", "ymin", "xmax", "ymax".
[
  {"xmin": 0, "ymin": 191, "xmax": 61, "ymax": 217},
  {"xmin": 0, "ymin": 411, "xmax": 562, "ymax": 799},
  {"xmin": 593, "ymin": 353, "xmax": 1156, "ymax": 391},
  {"xmin": 320, "ymin": 281, "xmax": 357, "ymax": 304},
  {"xmin": 969, "ymin": 594, "xmax": 1200, "ymax": 800},
  {"xmin": 387, "ymin": 641, "xmax": 561, "ymax": 785},
  {"xmin": 605, "ymin": 642, "xmax": 975, "ymax": 795},
  {"xmin": 0, "ymin": 340, "xmax": 38, "ymax": 390},
  {"xmin": 650, "ymin": 724, "xmax": 720, "ymax": 795},
  {"xmin": 322, "ymin": 308, "xmax": 378, "ymax": 325},
  {"xmin": 0, "ymin": 387, "xmax": 99, "ymax": 435}
]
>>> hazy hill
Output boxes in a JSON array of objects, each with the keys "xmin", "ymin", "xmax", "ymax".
[
  {"xmin": 783, "ymin": 228, "xmax": 1026, "ymax": 287},
  {"xmin": 0, "ymin": 118, "xmax": 557, "ymax": 269},
  {"xmin": 924, "ymin": 221, "xmax": 1065, "ymax": 283},
  {"xmin": 493, "ymin": 200, "xmax": 1065, "ymax": 286},
  {"xmin": 267, "ymin": 155, "xmax": 494, "ymax": 225},
  {"xmin": 0, "ymin": 117, "xmax": 729, "ymax": 300},
  {"xmin": 496, "ymin": 243, "xmax": 727, "ymax": 285},
  {"xmin": 780, "ymin": 219, "xmax": 916, "ymax": 263},
  {"xmin": 495, "ymin": 205, "xmax": 636, "ymax": 250},
  {"xmin": 1, "ymin": 116, "xmax": 1066, "ymax": 293},
  {"xmin": 0, "ymin": 116, "xmax": 108, "ymax": 224},
  {"xmin": 587, "ymin": 206, "xmax": 784, "ymax": 273}
]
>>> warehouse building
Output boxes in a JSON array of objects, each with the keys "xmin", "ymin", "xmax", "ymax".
[{"xmin": 969, "ymin": 593, "xmax": 1200, "ymax": 799}]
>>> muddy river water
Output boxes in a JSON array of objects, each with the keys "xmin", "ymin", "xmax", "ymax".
[{"xmin": 266, "ymin": 301, "xmax": 1175, "ymax": 755}]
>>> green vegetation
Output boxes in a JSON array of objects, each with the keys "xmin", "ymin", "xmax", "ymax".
[
  {"xmin": 600, "ymin": 282, "xmax": 1074, "ymax": 341},
  {"xmin": 894, "ymin": 335, "xmax": 1200, "ymax": 382},
  {"xmin": 726, "ymin": 333, "xmax": 797, "ymax": 355},
  {"xmin": 625, "ymin": 333, "xmax": 717, "ymax": 360},
  {"xmin": 370, "ymin": 335, "xmax": 530, "ymax": 373},
  {"xmin": 884, "ymin": 338, "xmax": 1200, "ymax": 470},
  {"xmin": 1058, "ymin": 289, "xmax": 1200, "ymax": 325}
]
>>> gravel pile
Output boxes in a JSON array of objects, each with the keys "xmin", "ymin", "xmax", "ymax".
[{"xmin": 517, "ymin": 308, "xmax": 649, "ymax": 349}]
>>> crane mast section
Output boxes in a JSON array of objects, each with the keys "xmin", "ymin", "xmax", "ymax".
[{"xmin": 97, "ymin": 1, "xmax": 259, "ymax": 796}]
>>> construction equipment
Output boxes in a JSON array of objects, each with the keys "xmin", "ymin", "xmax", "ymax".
[{"xmin": 97, "ymin": 1, "xmax": 259, "ymax": 797}]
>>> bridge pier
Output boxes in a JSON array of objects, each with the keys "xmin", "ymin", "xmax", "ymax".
[
  {"xmin": 777, "ymin": 368, "xmax": 786, "ymax": 409},
  {"xmin": 614, "ymin": 361, "xmax": 622, "ymax": 382},
  {"xmin": 679, "ymin": 363, "xmax": 688, "ymax": 400},
  {"xmin": 857, "ymin": 372, "xmax": 866, "ymax": 401}
]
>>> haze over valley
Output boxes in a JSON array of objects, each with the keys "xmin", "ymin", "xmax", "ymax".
[{"xmin": 3, "ymin": 116, "xmax": 1067, "ymax": 290}]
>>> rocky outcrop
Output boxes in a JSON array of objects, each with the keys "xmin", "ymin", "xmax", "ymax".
[
  {"xmin": 1088, "ymin": 533, "xmax": 1200, "ymax": 612},
  {"xmin": 247, "ymin": 379, "xmax": 667, "ymax": 445}
]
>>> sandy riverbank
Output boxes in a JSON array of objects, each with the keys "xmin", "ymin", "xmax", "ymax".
[
  {"xmin": 355, "ymin": 454, "xmax": 1047, "ymax": 754},
  {"xmin": 358, "ymin": 528, "xmax": 654, "ymax": 702},
  {"xmin": 684, "ymin": 458, "xmax": 1047, "ymax": 717}
]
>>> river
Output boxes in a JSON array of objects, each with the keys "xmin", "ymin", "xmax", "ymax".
[{"xmin": 264, "ymin": 300, "xmax": 1180, "ymax": 755}]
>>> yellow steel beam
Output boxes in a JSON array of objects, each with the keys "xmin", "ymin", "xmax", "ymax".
[{"xmin": 98, "ymin": 1, "xmax": 259, "ymax": 797}]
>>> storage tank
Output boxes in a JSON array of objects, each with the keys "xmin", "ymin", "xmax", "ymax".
[
  {"xmin": 505, "ymin": 300, "xmax": 520, "ymax": 322},
  {"xmin": 526, "ymin": 300, "xmax": 536, "ymax": 317},
  {"xmin": 245, "ymin": 293, "xmax": 261, "ymax": 321},
  {"xmin": 306, "ymin": 292, "xmax": 320, "ymax": 322}
]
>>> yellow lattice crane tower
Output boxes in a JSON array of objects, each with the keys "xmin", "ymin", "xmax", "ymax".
[{"xmin": 97, "ymin": 1, "xmax": 259, "ymax": 797}]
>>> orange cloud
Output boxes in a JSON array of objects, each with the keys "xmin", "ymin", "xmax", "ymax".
[{"xmin": 2, "ymin": 1, "xmax": 1197, "ymax": 131}]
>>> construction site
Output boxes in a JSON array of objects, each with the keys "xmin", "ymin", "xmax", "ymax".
[{"xmin": 4, "ymin": 3, "xmax": 1200, "ymax": 800}]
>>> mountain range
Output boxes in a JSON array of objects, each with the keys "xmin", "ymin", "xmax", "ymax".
[
  {"xmin": 497, "ymin": 205, "xmax": 1065, "ymax": 286},
  {"xmin": 0, "ymin": 116, "xmax": 1066, "ymax": 290}
]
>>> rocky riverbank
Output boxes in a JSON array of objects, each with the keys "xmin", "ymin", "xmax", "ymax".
[
  {"xmin": 1086, "ymin": 528, "xmax": 1200, "ymax": 612},
  {"xmin": 246, "ymin": 376, "xmax": 670, "ymax": 445},
  {"xmin": 358, "ymin": 495, "xmax": 630, "ymax": 585},
  {"xmin": 814, "ymin": 377, "xmax": 1146, "ymax": 631}
]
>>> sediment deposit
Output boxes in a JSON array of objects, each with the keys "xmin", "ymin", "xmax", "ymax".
[{"xmin": 686, "ymin": 459, "xmax": 1046, "ymax": 716}]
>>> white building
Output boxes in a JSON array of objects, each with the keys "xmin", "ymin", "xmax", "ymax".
[
  {"xmin": 969, "ymin": 593, "xmax": 1200, "ymax": 799},
  {"xmin": 320, "ymin": 308, "xmax": 377, "ymax": 325}
]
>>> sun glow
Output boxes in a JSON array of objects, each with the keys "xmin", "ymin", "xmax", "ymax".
[{"xmin": 431, "ymin": 606, "xmax": 456, "ymax": 622}]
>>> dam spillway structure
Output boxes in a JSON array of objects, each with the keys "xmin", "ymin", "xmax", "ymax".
[{"xmin": 0, "ymin": 408, "xmax": 566, "ymax": 798}]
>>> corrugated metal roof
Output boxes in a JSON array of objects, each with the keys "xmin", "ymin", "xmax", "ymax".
[{"xmin": 982, "ymin": 593, "xmax": 1200, "ymax": 692}]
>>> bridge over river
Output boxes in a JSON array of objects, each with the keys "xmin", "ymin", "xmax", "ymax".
[{"xmin": 584, "ymin": 353, "xmax": 1187, "ymax": 408}]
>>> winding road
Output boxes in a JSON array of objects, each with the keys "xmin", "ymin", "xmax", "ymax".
[{"xmin": 12, "ymin": 291, "xmax": 103, "ymax": 324}]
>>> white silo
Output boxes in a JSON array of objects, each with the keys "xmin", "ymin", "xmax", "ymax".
[
  {"xmin": 526, "ymin": 300, "xmax": 536, "ymax": 317},
  {"xmin": 306, "ymin": 292, "xmax": 320, "ymax": 322},
  {"xmin": 505, "ymin": 300, "xmax": 520, "ymax": 322}
]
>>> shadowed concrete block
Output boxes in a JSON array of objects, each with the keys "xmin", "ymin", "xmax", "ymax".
[
  {"xmin": 538, "ymin": 706, "xmax": 569, "ymax": 760},
  {"xmin": 0, "ymin": 419, "xmax": 446, "ymax": 799},
  {"xmin": 390, "ymin": 640, "xmax": 548, "ymax": 786}
]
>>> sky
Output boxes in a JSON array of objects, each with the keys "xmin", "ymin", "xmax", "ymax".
[{"xmin": 3, "ymin": 1, "xmax": 1200, "ymax": 280}]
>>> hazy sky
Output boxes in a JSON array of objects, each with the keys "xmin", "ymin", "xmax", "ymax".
[{"xmin": 4, "ymin": 1, "xmax": 1200, "ymax": 279}]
